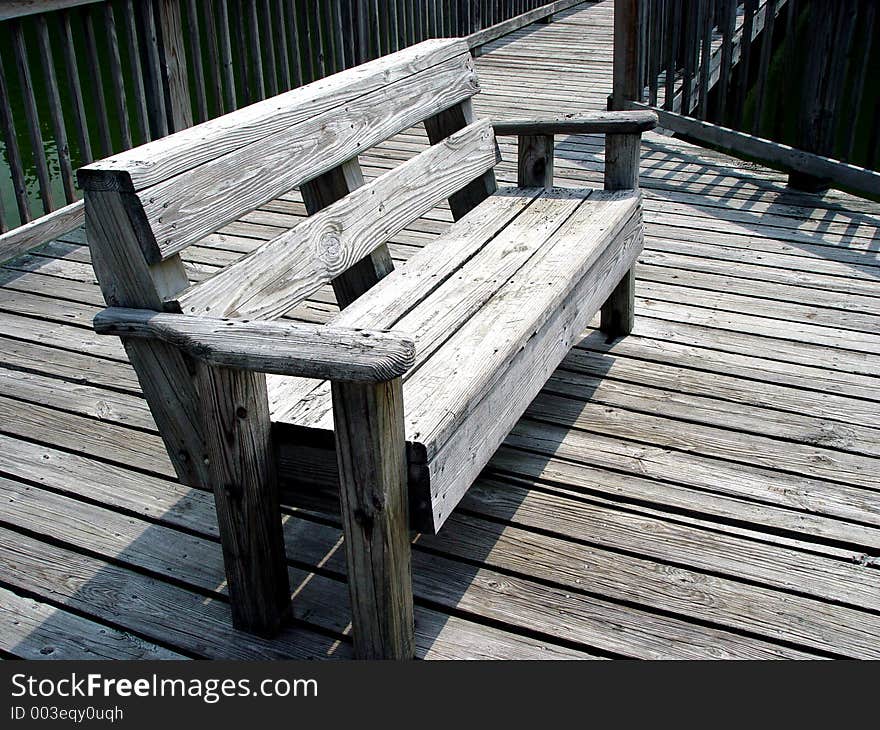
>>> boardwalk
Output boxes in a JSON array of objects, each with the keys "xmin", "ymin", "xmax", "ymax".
[{"xmin": 1, "ymin": 0, "xmax": 879, "ymax": 659}]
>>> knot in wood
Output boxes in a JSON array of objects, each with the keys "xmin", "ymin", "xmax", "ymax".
[
  {"xmin": 353, "ymin": 507, "xmax": 374, "ymax": 530},
  {"xmin": 316, "ymin": 226, "xmax": 344, "ymax": 264}
]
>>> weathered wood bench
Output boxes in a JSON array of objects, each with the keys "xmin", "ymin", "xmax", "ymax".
[{"xmin": 79, "ymin": 38, "xmax": 655, "ymax": 659}]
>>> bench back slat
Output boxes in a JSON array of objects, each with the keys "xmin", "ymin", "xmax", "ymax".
[
  {"xmin": 175, "ymin": 120, "xmax": 500, "ymax": 320},
  {"xmin": 78, "ymin": 39, "xmax": 478, "ymax": 265}
]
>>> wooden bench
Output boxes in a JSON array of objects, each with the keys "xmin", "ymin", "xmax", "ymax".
[{"xmin": 79, "ymin": 38, "xmax": 655, "ymax": 659}]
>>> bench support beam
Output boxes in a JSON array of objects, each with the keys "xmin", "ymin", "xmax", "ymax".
[
  {"xmin": 301, "ymin": 158, "xmax": 394, "ymax": 308},
  {"xmin": 331, "ymin": 377, "xmax": 415, "ymax": 660},
  {"xmin": 517, "ymin": 134, "xmax": 555, "ymax": 189},
  {"xmin": 425, "ymin": 99, "xmax": 498, "ymax": 220},
  {"xmin": 83, "ymin": 185, "xmax": 290, "ymax": 638},
  {"xmin": 601, "ymin": 132, "xmax": 642, "ymax": 336},
  {"xmin": 194, "ymin": 362, "xmax": 291, "ymax": 635}
]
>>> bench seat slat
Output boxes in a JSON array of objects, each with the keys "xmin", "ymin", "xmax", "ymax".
[
  {"xmin": 271, "ymin": 186, "xmax": 585, "ymax": 424},
  {"xmin": 175, "ymin": 120, "xmax": 500, "ymax": 321},
  {"xmin": 270, "ymin": 189, "xmax": 643, "ymax": 532},
  {"xmin": 268, "ymin": 185, "xmax": 543, "ymax": 416},
  {"xmin": 417, "ymin": 203, "xmax": 643, "ymax": 530}
]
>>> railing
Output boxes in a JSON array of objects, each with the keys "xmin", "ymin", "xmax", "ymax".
[
  {"xmin": 613, "ymin": 0, "xmax": 880, "ymax": 200},
  {"xmin": 0, "ymin": 0, "xmax": 578, "ymax": 244}
]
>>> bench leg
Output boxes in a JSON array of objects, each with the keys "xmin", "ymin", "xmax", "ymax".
[
  {"xmin": 601, "ymin": 131, "xmax": 642, "ymax": 338},
  {"xmin": 600, "ymin": 268, "xmax": 636, "ymax": 337},
  {"xmin": 195, "ymin": 362, "xmax": 291, "ymax": 637},
  {"xmin": 331, "ymin": 378, "xmax": 415, "ymax": 660}
]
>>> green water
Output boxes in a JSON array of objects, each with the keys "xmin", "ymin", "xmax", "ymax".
[
  {"xmin": 0, "ymin": 0, "xmax": 352, "ymax": 229},
  {"xmin": 0, "ymin": 1, "xmax": 170, "ymax": 227}
]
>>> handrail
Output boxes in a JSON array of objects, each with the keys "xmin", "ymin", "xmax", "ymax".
[
  {"xmin": 0, "ymin": 1, "xmax": 104, "ymax": 22},
  {"xmin": 615, "ymin": 0, "xmax": 880, "ymax": 199}
]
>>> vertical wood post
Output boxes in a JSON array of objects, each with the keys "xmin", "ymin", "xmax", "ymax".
[
  {"xmin": 81, "ymin": 178, "xmax": 290, "ymax": 637},
  {"xmin": 611, "ymin": 0, "xmax": 642, "ymax": 111},
  {"xmin": 300, "ymin": 158, "xmax": 394, "ymax": 308},
  {"xmin": 601, "ymin": 132, "xmax": 642, "ymax": 337},
  {"xmin": 156, "ymin": 0, "xmax": 193, "ymax": 132},
  {"xmin": 517, "ymin": 134, "xmax": 554, "ymax": 189},
  {"xmin": 194, "ymin": 362, "xmax": 291, "ymax": 636},
  {"xmin": 331, "ymin": 377, "xmax": 415, "ymax": 660},
  {"xmin": 424, "ymin": 99, "xmax": 498, "ymax": 220},
  {"xmin": 606, "ymin": 0, "xmax": 643, "ymax": 338}
]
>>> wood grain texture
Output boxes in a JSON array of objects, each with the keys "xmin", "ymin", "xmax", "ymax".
[
  {"xmin": 412, "ymin": 199, "xmax": 643, "ymax": 531},
  {"xmin": 78, "ymin": 39, "xmax": 470, "ymax": 191},
  {"xmin": 271, "ymin": 188, "xmax": 581, "ymax": 427},
  {"xmin": 83, "ymin": 188, "xmax": 209, "ymax": 488},
  {"xmin": 272, "ymin": 190, "xmax": 643, "ymax": 532},
  {"xmin": 0, "ymin": 200, "xmax": 83, "ymax": 265},
  {"xmin": 133, "ymin": 51, "xmax": 480, "ymax": 262},
  {"xmin": 517, "ymin": 134, "xmax": 554, "ymax": 188},
  {"xmin": 194, "ymin": 362, "xmax": 290, "ymax": 636},
  {"xmin": 495, "ymin": 110, "xmax": 658, "ymax": 136},
  {"xmin": 331, "ymin": 377, "xmax": 415, "ymax": 659},
  {"xmin": 424, "ymin": 98, "xmax": 499, "ymax": 220},
  {"xmin": 601, "ymin": 130, "xmax": 642, "ymax": 336},
  {"xmin": 0, "ymin": 586, "xmax": 183, "ymax": 660},
  {"xmin": 5, "ymin": 0, "xmax": 879, "ymax": 662},
  {"xmin": 94, "ymin": 308, "xmax": 416, "ymax": 382},
  {"xmin": 300, "ymin": 157, "xmax": 394, "ymax": 309},
  {"xmin": 177, "ymin": 120, "xmax": 499, "ymax": 319}
]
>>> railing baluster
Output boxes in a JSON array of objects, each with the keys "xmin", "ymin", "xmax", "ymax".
[
  {"xmin": 246, "ymin": 0, "xmax": 266, "ymax": 99},
  {"xmin": 0, "ymin": 49, "xmax": 31, "ymax": 224},
  {"xmin": 680, "ymin": 0, "xmax": 695, "ymax": 113},
  {"xmin": 10, "ymin": 18, "xmax": 54, "ymax": 214},
  {"xmin": 697, "ymin": 0, "xmax": 714, "ymax": 120},
  {"xmin": 734, "ymin": 0, "xmax": 756, "ymax": 129},
  {"xmin": 664, "ymin": 0, "xmax": 679, "ymax": 112},
  {"xmin": 274, "ymin": 0, "xmax": 292, "ymax": 89},
  {"xmin": 315, "ymin": 0, "xmax": 329, "ymax": 75},
  {"xmin": 36, "ymin": 15, "xmax": 76, "ymax": 204},
  {"xmin": 185, "ymin": 0, "xmax": 209, "ymax": 122},
  {"xmin": 123, "ymin": 0, "xmax": 152, "ymax": 142},
  {"xmin": 287, "ymin": 0, "xmax": 304, "ymax": 85},
  {"xmin": 846, "ymin": 1, "xmax": 873, "ymax": 161},
  {"xmin": 774, "ymin": 0, "xmax": 796, "ymax": 138},
  {"xmin": 104, "ymin": 3, "xmax": 133, "ymax": 149},
  {"xmin": 332, "ymin": 0, "xmax": 348, "ymax": 69},
  {"xmin": 81, "ymin": 5, "xmax": 113, "ymax": 158},
  {"xmin": 716, "ymin": 0, "xmax": 735, "ymax": 123},
  {"xmin": 202, "ymin": 0, "xmax": 224, "ymax": 115},
  {"xmin": 216, "ymin": 0, "xmax": 237, "ymax": 110},
  {"xmin": 141, "ymin": 0, "xmax": 169, "ymax": 137},
  {"xmin": 232, "ymin": 1, "xmax": 251, "ymax": 102},
  {"xmin": 752, "ymin": 0, "xmax": 776, "ymax": 133},
  {"xmin": 261, "ymin": 0, "xmax": 278, "ymax": 94},
  {"xmin": 822, "ymin": 1, "xmax": 856, "ymax": 157}
]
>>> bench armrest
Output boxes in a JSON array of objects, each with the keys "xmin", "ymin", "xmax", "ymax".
[
  {"xmin": 94, "ymin": 308, "xmax": 415, "ymax": 382},
  {"xmin": 492, "ymin": 110, "xmax": 657, "ymax": 137},
  {"xmin": 494, "ymin": 111, "xmax": 656, "ymax": 190}
]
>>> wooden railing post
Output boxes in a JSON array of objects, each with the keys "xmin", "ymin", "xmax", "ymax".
[
  {"xmin": 155, "ymin": 0, "xmax": 193, "ymax": 132},
  {"xmin": 604, "ymin": 0, "xmax": 645, "ymax": 338},
  {"xmin": 611, "ymin": 0, "xmax": 642, "ymax": 112}
]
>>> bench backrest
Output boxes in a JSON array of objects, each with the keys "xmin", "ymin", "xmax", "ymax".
[{"xmin": 79, "ymin": 38, "xmax": 498, "ymax": 319}]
